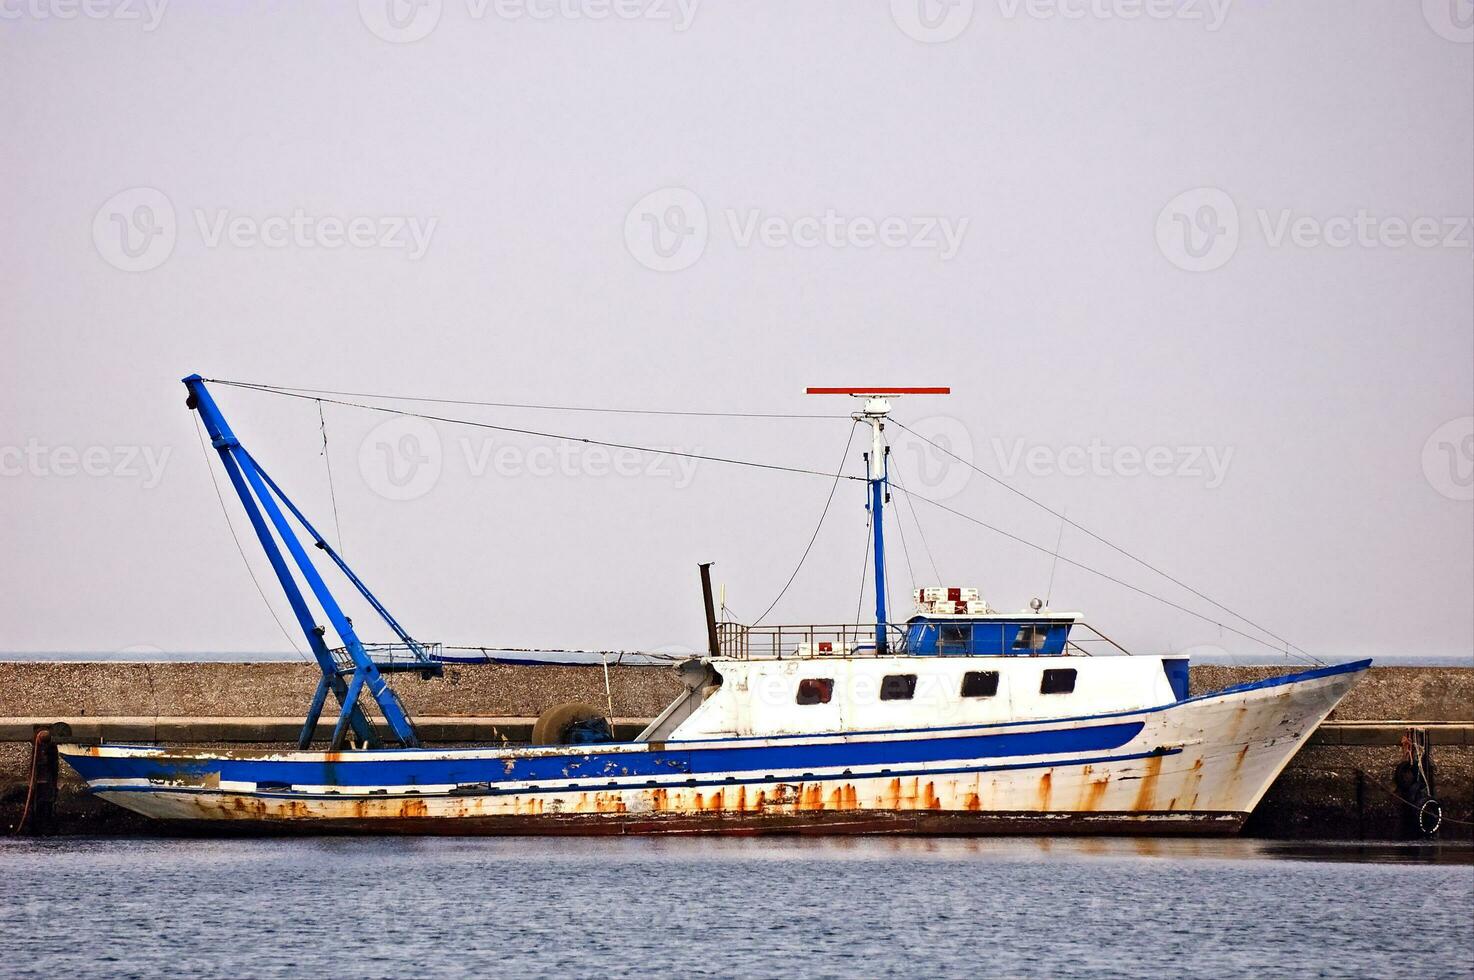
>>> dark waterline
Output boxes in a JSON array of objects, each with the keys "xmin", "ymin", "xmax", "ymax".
[{"xmin": 2, "ymin": 837, "xmax": 1470, "ymax": 979}]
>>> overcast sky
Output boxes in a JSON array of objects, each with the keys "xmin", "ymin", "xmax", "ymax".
[{"xmin": 1, "ymin": 0, "xmax": 1470, "ymax": 663}]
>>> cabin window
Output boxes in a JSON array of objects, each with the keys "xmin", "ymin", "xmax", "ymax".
[
  {"xmin": 880, "ymin": 674, "xmax": 918, "ymax": 701},
  {"xmin": 1012, "ymin": 626, "xmax": 1048, "ymax": 652},
  {"xmin": 940, "ymin": 624, "xmax": 971, "ymax": 655},
  {"xmin": 796, "ymin": 678, "xmax": 834, "ymax": 705},
  {"xmin": 961, "ymin": 670, "xmax": 999, "ymax": 698},
  {"xmin": 1040, "ymin": 668, "xmax": 1077, "ymax": 694}
]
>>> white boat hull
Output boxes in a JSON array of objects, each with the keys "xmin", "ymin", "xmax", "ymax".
[{"xmin": 60, "ymin": 660, "xmax": 1368, "ymax": 835}]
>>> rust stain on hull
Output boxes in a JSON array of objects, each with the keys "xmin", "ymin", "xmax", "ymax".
[
  {"xmin": 1082, "ymin": 777, "xmax": 1110, "ymax": 812},
  {"xmin": 1131, "ymin": 755, "xmax": 1164, "ymax": 812}
]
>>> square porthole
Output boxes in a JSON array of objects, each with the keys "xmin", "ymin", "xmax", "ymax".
[
  {"xmin": 796, "ymin": 678, "xmax": 834, "ymax": 705},
  {"xmin": 961, "ymin": 671, "xmax": 999, "ymax": 698},
  {"xmin": 880, "ymin": 674, "xmax": 918, "ymax": 701},
  {"xmin": 1040, "ymin": 668, "xmax": 1077, "ymax": 695}
]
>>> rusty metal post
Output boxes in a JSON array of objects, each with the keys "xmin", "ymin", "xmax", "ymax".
[
  {"xmin": 699, "ymin": 562, "xmax": 720, "ymax": 657},
  {"xmin": 13, "ymin": 726, "xmax": 59, "ymax": 836}
]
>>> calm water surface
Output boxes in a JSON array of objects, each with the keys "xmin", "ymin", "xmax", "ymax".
[{"xmin": 2, "ymin": 837, "xmax": 1470, "ymax": 979}]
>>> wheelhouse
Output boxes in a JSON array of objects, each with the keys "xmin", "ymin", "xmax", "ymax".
[{"xmin": 904, "ymin": 614, "xmax": 1078, "ymax": 656}]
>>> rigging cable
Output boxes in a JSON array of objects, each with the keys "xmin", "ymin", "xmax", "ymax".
[
  {"xmin": 204, "ymin": 383, "xmax": 865, "ymax": 485},
  {"xmin": 891, "ymin": 417, "xmax": 1311, "ymax": 661},
  {"xmin": 854, "ymin": 510, "xmax": 873, "ymax": 626},
  {"xmin": 1045, "ymin": 512, "xmax": 1067, "ymax": 607},
  {"xmin": 207, "ymin": 378, "xmax": 850, "ymax": 420},
  {"xmin": 882, "ymin": 438, "xmax": 918, "ymax": 603},
  {"xmin": 886, "ymin": 452, "xmax": 943, "ymax": 586},
  {"xmin": 752, "ymin": 421, "xmax": 860, "ymax": 625},
  {"xmin": 201, "ymin": 378, "xmax": 1317, "ymax": 662},
  {"xmin": 192, "ymin": 415, "xmax": 308, "ymax": 660},
  {"xmin": 888, "ymin": 483, "xmax": 1324, "ymax": 665},
  {"xmin": 317, "ymin": 400, "xmax": 346, "ymax": 557}
]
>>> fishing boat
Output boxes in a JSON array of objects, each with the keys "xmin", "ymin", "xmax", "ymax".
[{"xmin": 59, "ymin": 378, "xmax": 1369, "ymax": 834}]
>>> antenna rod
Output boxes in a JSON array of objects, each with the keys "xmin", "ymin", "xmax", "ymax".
[{"xmin": 805, "ymin": 387, "xmax": 950, "ymax": 656}]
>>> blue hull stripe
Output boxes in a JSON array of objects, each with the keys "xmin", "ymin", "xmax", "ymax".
[
  {"xmin": 70, "ymin": 720, "xmax": 1145, "ymax": 789},
  {"xmin": 96, "ymin": 747, "xmax": 1182, "ymax": 801}
]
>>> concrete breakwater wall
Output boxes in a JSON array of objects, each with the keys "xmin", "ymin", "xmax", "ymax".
[{"xmin": 2, "ymin": 661, "xmax": 1469, "ymax": 839}]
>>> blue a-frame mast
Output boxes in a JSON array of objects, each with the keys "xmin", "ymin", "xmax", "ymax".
[{"xmin": 184, "ymin": 375, "xmax": 440, "ymax": 749}]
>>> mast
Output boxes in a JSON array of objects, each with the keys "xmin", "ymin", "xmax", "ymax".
[{"xmin": 805, "ymin": 387, "xmax": 951, "ymax": 655}]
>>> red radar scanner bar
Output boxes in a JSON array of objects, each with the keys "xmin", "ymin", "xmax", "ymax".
[{"xmin": 804, "ymin": 387, "xmax": 951, "ymax": 396}]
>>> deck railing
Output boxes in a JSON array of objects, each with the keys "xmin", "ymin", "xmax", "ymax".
[
  {"xmin": 716, "ymin": 621, "xmax": 1132, "ymax": 659},
  {"xmin": 328, "ymin": 641, "xmax": 444, "ymax": 674},
  {"xmin": 716, "ymin": 622, "xmax": 910, "ymax": 660}
]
